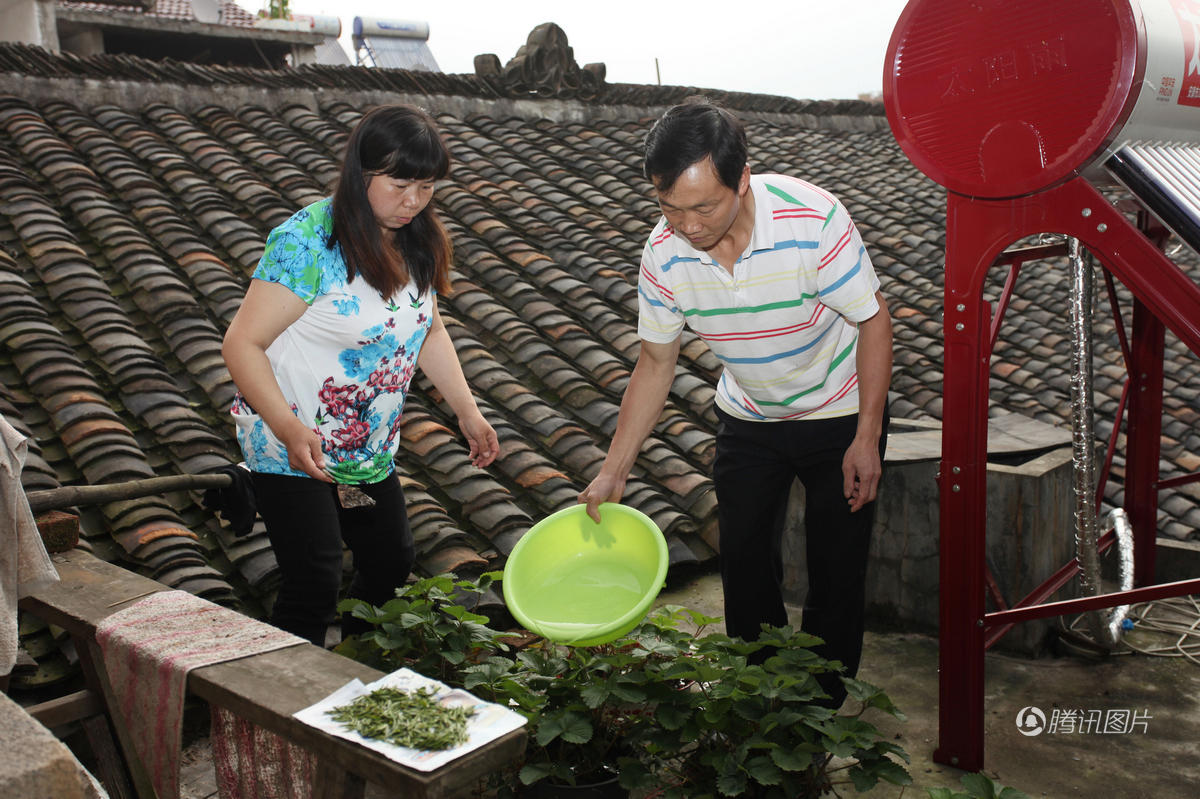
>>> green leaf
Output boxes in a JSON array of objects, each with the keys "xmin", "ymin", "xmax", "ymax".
[
  {"xmin": 536, "ymin": 711, "xmax": 592, "ymax": 746},
  {"xmin": 770, "ymin": 746, "xmax": 812, "ymax": 772},
  {"xmin": 398, "ymin": 612, "xmax": 425, "ymax": 629},
  {"xmin": 656, "ymin": 703, "xmax": 690, "ymax": 731},
  {"xmin": 998, "ymin": 788, "xmax": 1033, "ymax": 799},
  {"xmin": 850, "ymin": 765, "xmax": 879, "ymax": 792},
  {"xmin": 875, "ymin": 759, "xmax": 913, "ymax": 786},
  {"xmin": 639, "ymin": 637, "xmax": 682, "ymax": 656},
  {"xmin": 821, "ymin": 735, "xmax": 855, "ymax": 759},
  {"xmin": 443, "ymin": 605, "xmax": 489, "ymax": 624},
  {"xmin": 579, "ymin": 682, "xmax": 610, "ymax": 709},
  {"xmin": 717, "ymin": 772, "xmax": 747, "ymax": 796},
  {"xmin": 961, "ymin": 773, "xmax": 997, "ymax": 799},
  {"xmin": 732, "ymin": 697, "xmax": 766, "ymax": 721},
  {"xmin": 518, "ymin": 763, "xmax": 554, "ymax": 785},
  {"xmin": 610, "ymin": 684, "xmax": 648, "ymax": 703},
  {"xmin": 745, "ymin": 755, "xmax": 782, "ymax": 786}
]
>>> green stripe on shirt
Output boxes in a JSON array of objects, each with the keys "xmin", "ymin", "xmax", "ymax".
[
  {"xmin": 681, "ymin": 294, "xmax": 818, "ymax": 318},
  {"xmin": 753, "ymin": 337, "xmax": 858, "ymax": 405},
  {"xmin": 822, "ymin": 204, "xmax": 839, "ymax": 230},
  {"xmin": 765, "ymin": 183, "xmax": 812, "ymax": 208}
]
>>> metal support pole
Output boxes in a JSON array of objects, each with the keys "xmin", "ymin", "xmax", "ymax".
[
  {"xmin": 1126, "ymin": 299, "xmax": 1165, "ymax": 586},
  {"xmin": 935, "ymin": 192, "xmax": 994, "ymax": 772}
]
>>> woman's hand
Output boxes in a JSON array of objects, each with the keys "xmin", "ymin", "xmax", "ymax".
[
  {"xmin": 278, "ymin": 417, "xmax": 333, "ymax": 482},
  {"xmin": 458, "ymin": 409, "xmax": 500, "ymax": 468},
  {"xmin": 223, "ymin": 280, "xmax": 332, "ymax": 480}
]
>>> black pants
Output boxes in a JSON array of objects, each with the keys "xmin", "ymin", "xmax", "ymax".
[
  {"xmin": 251, "ymin": 471, "xmax": 415, "ymax": 646},
  {"xmin": 713, "ymin": 408, "xmax": 888, "ymax": 708}
]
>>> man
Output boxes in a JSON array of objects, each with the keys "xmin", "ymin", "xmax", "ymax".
[{"xmin": 579, "ymin": 98, "xmax": 892, "ymax": 708}]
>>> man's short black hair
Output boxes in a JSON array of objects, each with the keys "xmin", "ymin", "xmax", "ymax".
[{"xmin": 643, "ymin": 97, "xmax": 748, "ymax": 194}]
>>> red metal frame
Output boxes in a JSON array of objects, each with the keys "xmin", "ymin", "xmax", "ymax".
[{"xmin": 936, "ymin": 176, "xmax": 1200, "ymax": 771}]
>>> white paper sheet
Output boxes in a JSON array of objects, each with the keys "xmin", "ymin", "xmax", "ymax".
[{"xmin": 293, "ymin": 667, "xmax": 527, "ymax": 772}]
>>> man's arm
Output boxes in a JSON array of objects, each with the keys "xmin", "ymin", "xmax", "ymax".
[
  {"xmin": 843, "ymin": 290, "xmax": 893, "ymax": 512},
  {"xmin": 578, "ymin": 337, "xmax": 681, "ymax": 522}
]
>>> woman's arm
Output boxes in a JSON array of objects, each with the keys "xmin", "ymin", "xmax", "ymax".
[
  {"xmin": 416, "ymin": 302, "xmax": 500, "ymax": 468},
  {"xmin": 222, "ymin": 279, "xmax": 333, "ymax": 481}
]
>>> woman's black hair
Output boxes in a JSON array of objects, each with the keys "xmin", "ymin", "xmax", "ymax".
[
  {"xmin": 643, "ymin": 96, "xmax": 748, "ymax": 193},
  {"xmin": 329, "ymin": 104, "xmax": 453, "ymax": 299}
]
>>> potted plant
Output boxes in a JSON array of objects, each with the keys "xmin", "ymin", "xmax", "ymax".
[
  {"xmin": 335, "ymin": 572, "xmax": 512, "ymax": 686},
  {"xmin": 611, "ymin": 606, "xmax": 912, "ymax": 798},
  {"xmin": 336, "ymin": 577, "xmax": 911, "ymax": 798},
  {"xmin": 464, "ymin": 639, "xmax": 643, "ymax": 797}
]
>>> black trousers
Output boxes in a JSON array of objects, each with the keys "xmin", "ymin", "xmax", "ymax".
[
  {"xmin": 251, "ymin": 471, "xmax": 415, "ymax": 646},
  {"xmin": 713, "ymin": 407, "xmax": 888, "ymax": 707}
]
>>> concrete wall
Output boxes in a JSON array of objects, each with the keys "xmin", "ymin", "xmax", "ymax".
[
  {"xmin": 0, "ymin": 0, "xmax": 58, "ymax": 49},
  {"xmin": 781, "ymin": 430, "xmax": 1077, "ymax": 655}
]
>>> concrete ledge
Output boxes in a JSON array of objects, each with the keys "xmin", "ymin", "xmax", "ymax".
[
  {"xmin": 0, "ymin": 691, "xmax": 98, "ymax": 799},
  {"xmin": 783, "ymin": 415, "xmax": 1077, "ymax": 655},
  {"xmin": 0, "ymin": 73, "xmax": 892, "ymax": 130}
]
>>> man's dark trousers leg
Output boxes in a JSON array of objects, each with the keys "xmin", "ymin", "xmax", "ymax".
[{"xmin": 713, "ymin": 408, "xmax": 886, "ymax": 708}]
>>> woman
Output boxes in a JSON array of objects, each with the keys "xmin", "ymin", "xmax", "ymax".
[{"xmin": 222, "ymin": 105, "xmax": 498, "ymax": 646}]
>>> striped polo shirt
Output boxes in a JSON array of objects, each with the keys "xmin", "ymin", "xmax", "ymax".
[{"xmin": 638, "ymin": 174, "xmax": 881, "ymax": 422}]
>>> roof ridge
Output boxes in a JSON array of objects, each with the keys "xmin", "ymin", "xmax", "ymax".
[{"xmin": 0, "ymin": 42, "xmax": 886, "ymax": 119}]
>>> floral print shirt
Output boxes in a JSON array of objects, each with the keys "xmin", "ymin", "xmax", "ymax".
[{"xmin": 231, "ymin": 198, "xmax": 432, "ymax": 484}]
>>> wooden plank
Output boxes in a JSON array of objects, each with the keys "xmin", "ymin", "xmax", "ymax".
[
  {"xmin": 19, "ymin": 550, "xmax": 168, "ymax": 636},
  {"xmin": 312, "ymin": 760, "xmax": 366, "ymax": 799},
  {"xmin": 25, "ymin": 689, "xmax": 103, "ymax": 729},
  {"xmin": 75, "ymin": 633, "xmax": 155, "ymax": 799},
  {"xmin": 81, "ymin": 714, "xmax": 136, "ymax": 799}
]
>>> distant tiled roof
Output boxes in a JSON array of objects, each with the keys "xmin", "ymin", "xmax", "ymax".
[
  {"xmin": 0, "ymin": 40, "xmax": 878, "ymax": 114},
  {"xmin": 58, "ymin": 0, "xmax": 258, "ymax": 28},
  {"xmin": 0, "ymin": 42, "xmax": 1197, "ymax": 621}
]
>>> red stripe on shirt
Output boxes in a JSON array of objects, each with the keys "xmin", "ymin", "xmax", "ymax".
[
  {"xmin": 699, "ymin": 306, "xmax": 826, "ymax": 341},
  {"xmin": 773, "ymin": 209, "xmax": 826, "ymax": 221},
  {"xmin": 818, "ymin": 222, "xmax": 853, "ymax": 269},
  {"xmin": 782, "ymin": 176, "xmax": 838, "ymax": 207},
  {"xmin": 640, "ymin": 264, "xmax": 674, "ymax": 300},
  {"xmin": 651, "ymin": 226, "xmax": 674, "ymax": 247}
]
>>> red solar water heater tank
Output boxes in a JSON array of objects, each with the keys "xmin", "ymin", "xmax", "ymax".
[
  {"xmin": 882, "ymin": 0, "xmax": 1200, "ymax": 772},
  {"xmin": 885, "ymin": 0, "xmax": 1200, "ymax": 199}
]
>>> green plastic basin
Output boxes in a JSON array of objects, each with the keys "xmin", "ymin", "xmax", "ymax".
[{"xmin": 502, "ymin": 503, "xmax": 669, "ymax": 646}]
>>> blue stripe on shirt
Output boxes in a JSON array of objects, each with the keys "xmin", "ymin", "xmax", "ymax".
[
  {"xmin": 818, "ymin": 246, "xmax": 866, "ymax": 295},
  {"xmin": 638, "ymin": 283, "xmax": 678, "ymax": 313},
  {"xmin": 660, "ymin": 255, "xmax": 702, "ymax": 273},
  {"xmin": 714, "ymin": 320, "xmax": 837, "ymax": 364}
]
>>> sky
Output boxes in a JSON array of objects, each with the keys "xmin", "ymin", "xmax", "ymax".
[{"xmin": 231, "ymin": 0, "xmax": 911, "ymax": 101}]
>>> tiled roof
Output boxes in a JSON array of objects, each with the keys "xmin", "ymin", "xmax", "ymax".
[
  {"xmin": 0, "ymin": 40, "xmax": 880, "ymax": 114},
  {"xmin": 58, "ymin": 0, "xmax": 258, "ymax": 28},
  {"xmin": 1, "ymin": 42, "xmax": 1197, "ymax": 624}
]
